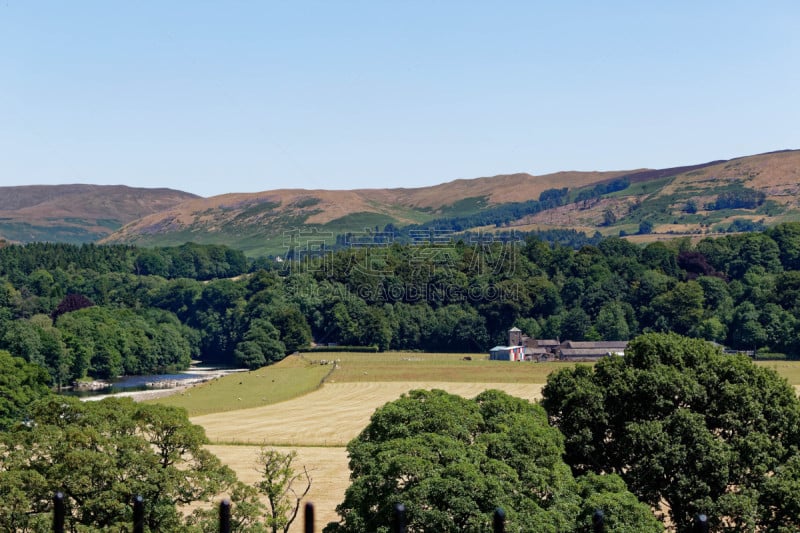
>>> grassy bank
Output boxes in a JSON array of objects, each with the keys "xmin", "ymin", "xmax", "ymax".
[{"xmin": 148, "ymin": 355, "xmax": 331, "ymax": 416}]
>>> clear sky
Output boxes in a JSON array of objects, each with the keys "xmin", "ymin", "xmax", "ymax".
[{"xmin": 2, "ymin": 1, "xmax": 799, "ymax": 198}]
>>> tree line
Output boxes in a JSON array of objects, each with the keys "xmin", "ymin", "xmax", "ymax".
[{"xmin": 2, "ymin": 224, "xmax": 800, "ymax": 386}]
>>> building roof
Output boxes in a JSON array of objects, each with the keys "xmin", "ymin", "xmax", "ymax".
[
  {"xmin": 524, "ymin": 347, "xmax": 549, "ymax": 355},
  {"xmin": 508, "ymin": 327, "xmax": 522, "ymax": 332},
  {"xmin": 559, "ymin": 348, "xmax": 623, "ymax": 358},
  {"xmin": 561, "ymin": 341, "xmax": 629, "ymax": 350},
  {"xmin": 535, "ymin": 339, "xmax": 561, "ymax": 347},
  {"xmin": 490, "ymin": 345, "xmax": 520, "ymax": 351}
]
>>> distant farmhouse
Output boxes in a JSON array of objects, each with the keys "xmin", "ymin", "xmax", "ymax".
[{"xmin": 489, "ymin": 327, "xmax": 629, "ymax": 362}]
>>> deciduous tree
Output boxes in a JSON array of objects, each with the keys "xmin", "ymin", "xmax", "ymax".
[
  {"xmin": 256, "ymin": 449, "xmax": 312, "ymax": 533},
  {"xmin": 325, "ymin": 389, "xmax": 659, "ymax": 532},
  {"xmin": 542, "ymin": 332, "xmax": 800, "ymax": 531},
  {"xmin": 0, "ymin": 349, "xmax": 51, "ymax": 430},
  {"xmin": 0, "ymin": 397, "xmax": 237, "ymax": 531}
]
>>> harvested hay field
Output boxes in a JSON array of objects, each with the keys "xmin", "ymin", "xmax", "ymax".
[
  {"xmin": 198, "ymin": 381, "xmax": 543, "ymax": 531},
  {"xmin": 206, "ymin": 445, "xmax": 348, "ymax": 532},
  {"xmin": 756, "ymin": 361, "xmax": 800, "ymax": 385},
  {"xmin": 193, "ymin": 381, "xmax": 543, "ymax": 446},
  {"xmin": 182, "ymin": 357, "xmax": 800, "ymax": 532}
]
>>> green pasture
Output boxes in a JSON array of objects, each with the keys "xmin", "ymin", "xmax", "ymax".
[
  {"xmin": 756, "ymin": 360, "xmax": 800, "ymax": 385},
  {"xmin": 321, "ymin": 351, "xmax": 567, "ymax": 383},
  {"xmin": 149, "ymin": 356, "xmax": 331, "ymax": 416}
]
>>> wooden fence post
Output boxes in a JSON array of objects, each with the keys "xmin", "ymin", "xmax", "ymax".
[
  {"xmin": 693, "ymin": 513, "xmax": 709, "ymax": 533},
  {"xmin": 593, "ymin": 509, "xmax": 605, "ymax": 532},
  {"xmin": 493, "ymin": 507, "xmax": 506, "ymax": 533},
  {"xmin": 304, "ymin": 502, "xmax": 315, "ymax": 533},
  {"xmin": 219, "ymin": 499, "xmax": 231, "ymax": 533},
  {"xmin": 392, "ymin": 503, "xmax": 407, "ymax": 533},
  {"xmin": 52, "ymin": 492, "xmax": 65, "ymax": 533},
  {"xmin": 132, "ymin": 495, "xmax": 144, "ymax": 533}
]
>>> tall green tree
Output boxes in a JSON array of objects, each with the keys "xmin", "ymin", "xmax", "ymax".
[
  {"xmin": 767, "ymin": 222, "xmax": 800, "ymax": 271},
  {"xmin": 234, "ymin": 318, "xmax": 286, "ymax": 369},
  {"xmin": 595, "ymin": 301, "xmax": 633, "ymax": 340},
  {"xmin": 542, "ymin": 333, "xmax": 800, "ymax": 532},
  {"xmin": 0, "ymin": 349, "xmax": 51, "ymax": 431},
  {"xmin": 325, "ymin": 389, "xmax": 659, "ymax": 532},
  {"xmin": 649, "ymin": 281, "xmax": 705, "ymax": 335},
  {"xmin": 0, "ymin": 397, "xmax": 237, "ymax": 531}
]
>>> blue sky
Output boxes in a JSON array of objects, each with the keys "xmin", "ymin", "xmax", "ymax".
[{"xmin": 2, "ymin": 1, "xmax": 799, "ymax": 197}]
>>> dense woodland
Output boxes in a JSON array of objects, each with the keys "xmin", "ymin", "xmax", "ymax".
[{"xmin": 1, "ymin": 223, "xmax": 800, "ymax": 385}]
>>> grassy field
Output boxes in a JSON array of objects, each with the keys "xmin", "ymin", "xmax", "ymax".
[
  {"xmin": 155, "ymin": 354, "xmax": 800, "ymax": 418},
  {"xmin": 755, "ymin": 360, "xmax": 800, "ymax": 384},
  {"xmin": 153, "ymin": 353, "xmax": 800, "ymax": 532},
  {"xmin": 319, "ymin": 351, "xmax": 569, "ymax": 383},
  {"xmin": 149, "ymin": 356, "xmax": 331, "ymax": 416}
]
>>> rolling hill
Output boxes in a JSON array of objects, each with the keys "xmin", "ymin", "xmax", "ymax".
[
  {"xmin": 100, "ymin": 169, "xmax": 633, "ymax": 256},
  {"xmin": 5, "ymin": 150, "xmax": 799, "ymax": 255},
  {"xmin": 0, "ymin": 185, "xmax": 199, "ymax": 244},
  {"xmin": 506, "ymin": 150, "xmax": 800, "ymax": 238},
  {"xmin": 102, "ymin": 150, "xmax": 800, "ymax": 256}
]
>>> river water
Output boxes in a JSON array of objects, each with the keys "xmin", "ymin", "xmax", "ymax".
[{"xmin": 62, "ymin": 366, "xmax": 240, "ymax": 398}]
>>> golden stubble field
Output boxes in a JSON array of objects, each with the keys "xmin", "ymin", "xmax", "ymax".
[
  {"xmin": 183, "ymin": 354, "xmax": 800, "ymax": 532},
  {"xmin": 193, "ymin": 381, "xmax": 543, "ymax": 446},
  {"xmin": 193, "ymin": 379, "xmax": 544, "ymax": 531}
]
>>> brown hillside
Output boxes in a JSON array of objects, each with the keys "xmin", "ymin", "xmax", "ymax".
[
  {"xmin": 0, "ymin": 185, "xmax": 198, "ymax": 220},
  {"xmin": 356, "ymin": 170, "xmax": 636, "ymax": 208},
  {"xmin": 108, "ymin": 169, "xmax": 638, "ymax": 241},
  {"xmin": 0, "ymin": 185, "xmax": 199, "ymax": 243},
  {"xmin": 509, "ymin": 150, "xmax": 800, "ymax": 235},
  {"xmin": 103, "ymin": 149, "xmax": 800, "ymax": 253},
  {"xmin": 661, "ymin": 150, "xmax": 800, "ymax": 204}
]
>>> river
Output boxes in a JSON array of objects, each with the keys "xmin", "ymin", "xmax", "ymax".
[{"xmin": 62, "ymin": 366, "xmax": 244, "ymax": 399}]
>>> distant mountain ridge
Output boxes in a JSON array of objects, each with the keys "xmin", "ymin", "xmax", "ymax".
[
  {"xmin": 4, "ymin": 150, "xmax": 799, "ymax": 254},
  {"xmin": 0, "ymin": 185, "xmax": 199, "ymax": 244}
]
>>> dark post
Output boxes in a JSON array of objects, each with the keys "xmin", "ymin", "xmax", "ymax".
[
  {"xmin": 493, "ymin": 507, "xmax": 506, "ymax": 533},
  {"xmin": 692, "ymin": 513, "xmax": 709, "ymax": 533},
  {"xmin": 52, "ymin": 492, "xmax": 65, "ymax": 533},
  {"xmin": 132, "ymin": 495, "xmax": 144, "ymax": 533},
  {"xmin": 304, "ymin": 502, "xmax": 315, "ymax": 533},
  {"xmin": 392, "ymin": 503, "xmax": 407, "ymax": 533},
  {"xmin": 592, "ymin": 509, "xmax": 605, "ymax": 533},
  {"xmin": 219, "ymin": 499, "xmax": 231, "ymax": 533}
]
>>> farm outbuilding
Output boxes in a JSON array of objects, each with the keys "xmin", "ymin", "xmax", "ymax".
[{"xmin": 489, "ymin": 345, "xmax": 524, "ymax": 361}]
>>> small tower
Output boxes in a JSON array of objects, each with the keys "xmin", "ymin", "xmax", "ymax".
[{"xmin": 508, "ymin": 327, "xmax": 522, "ymax": 347}]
